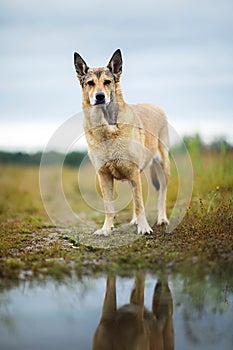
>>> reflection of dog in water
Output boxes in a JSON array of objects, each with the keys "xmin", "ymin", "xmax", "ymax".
[{"xmin": 92, "ymin": 275, "xmax": 174, "ymax": 350}]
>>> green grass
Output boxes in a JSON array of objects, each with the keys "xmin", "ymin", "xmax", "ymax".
[{"xmin": 0, "ymin": 145, "xmax": 233, "ymax": 280}]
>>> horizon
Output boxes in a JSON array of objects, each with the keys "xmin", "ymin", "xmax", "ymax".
[
  {"xmin": 0, "ymin": 131, "xmax": 231, "ymax": 156},
  {"xmin": 0, "ymin": 119, "xmax": 232, "ymax": 153}
]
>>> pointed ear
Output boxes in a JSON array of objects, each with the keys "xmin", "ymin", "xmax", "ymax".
[
  {"xmin": 74, "ymin": 52, "xmax": 89, "ymax": 84},
  {"xmin": 107, "ymin": 49, "xmax": 122, "ymax": 81}
]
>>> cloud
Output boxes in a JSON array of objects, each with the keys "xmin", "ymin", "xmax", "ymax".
[{"xmin": 0, "ymin": 0, "xmax": 233, "ymax": 150}]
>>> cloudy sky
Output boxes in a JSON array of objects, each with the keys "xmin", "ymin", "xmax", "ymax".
[{"xmin": 1, "ymin": 0, "xmax": 233, "ymax": 151}]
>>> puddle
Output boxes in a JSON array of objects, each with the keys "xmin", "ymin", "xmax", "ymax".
[{"xmin": 0, "ymin": 271, "xmax": 232, "ymax": 350}]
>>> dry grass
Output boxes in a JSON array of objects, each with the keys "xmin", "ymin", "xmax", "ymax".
[{"xmin": 0, "ymin": 147, "xmax": 233, "ymax": 279}]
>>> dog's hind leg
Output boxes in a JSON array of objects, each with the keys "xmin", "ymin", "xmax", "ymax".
[
  {"xmin": 151, "ymin": 128, "xmax": 170, "ymax": 226},
  {"xmin": 159, "ymin": 137, "xmax": 170, "ymax": 225},
  {"xmin": 94, "ymin": 170, "xmax": 115, "ymax": 236},
  {"xmin": 130, "ymin": 169, "xmax": 152, "ymax": 234}
]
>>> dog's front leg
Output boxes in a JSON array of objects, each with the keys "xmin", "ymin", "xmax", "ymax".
[
  {"xmin": 94, "ymin": 170, "xmax": 114, "ymax": 236},
  {"xmin": 130, "ymin": 171, "xmax": 152, "ymax": 234},
  {"xmin": 130, "ymin": 274, "xmax": 145, "ymax": 320},
  {"xmin": 92, "ymin": 276, "xmax": 116, "ymax": 349},
  {"xmin": 102, "ymin": 276, "xmax": 116, "ymax": 318}
]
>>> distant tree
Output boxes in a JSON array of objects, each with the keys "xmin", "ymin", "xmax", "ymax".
[
  {"xmin": 64, "ymin": 151, "xmax": 87, "ymax": 167},
  {"xmin": 209, "ymin": 138, "xmax": 232, "ymax": 151}
]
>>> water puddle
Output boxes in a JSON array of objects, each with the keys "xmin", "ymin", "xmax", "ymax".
[{"xmin": 0, "ymin": 271, "xmax": 232, "ymax": 349}]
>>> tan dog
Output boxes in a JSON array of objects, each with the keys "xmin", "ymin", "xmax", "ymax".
[
  {"xmin": 74, "ymin": 49, "xmax": 170, "ymax": 235},
  {"xmin": 92, "ymin": 275, "xmax": 174, "ymax": 350}
]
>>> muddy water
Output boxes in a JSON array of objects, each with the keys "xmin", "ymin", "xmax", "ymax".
[{"xmin": 0, "ymin": 271, "xmax": 232, "ymax": 350}]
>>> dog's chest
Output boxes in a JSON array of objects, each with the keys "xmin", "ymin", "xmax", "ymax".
[
  {"xmin": 103, "ymin": 158, "xmax": 135, "ymax": 180},
  {"xmin": 88, "ymin": 138, "xmax": 135, "ymax": 179},
  {"xmin": 85, "ymin": 121, "xmax": 150, "ymax": 179}
]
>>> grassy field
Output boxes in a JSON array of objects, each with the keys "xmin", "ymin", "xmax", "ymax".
[{"xmin": 0, "ymin": 144, "xmax": 233, "ymax": 280}]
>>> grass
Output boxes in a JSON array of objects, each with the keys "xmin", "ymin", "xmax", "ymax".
[{"xmin": 0, "ymin": 144, "xmax": 233, "ymax": 280}]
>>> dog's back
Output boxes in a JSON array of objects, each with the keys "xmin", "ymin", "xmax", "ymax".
[{"xmin": 131, "ymin": 103, "xmax": 169, "ymax": 154}]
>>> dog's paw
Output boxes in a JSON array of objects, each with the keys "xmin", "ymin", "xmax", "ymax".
[
  {"xmin": 133, "ymin": 213, "xmax": 153, "ymax": 234},
  {"xmin": 93, "ymin": 228, "xmax": 112, "ymax": 236},
  {"xmin": 157, "ymin": 217, "xmax": 169, "ymax": 226},
  {"xmin": 137, "ymin": 222, "xmax": 153, "ymax": 235}
]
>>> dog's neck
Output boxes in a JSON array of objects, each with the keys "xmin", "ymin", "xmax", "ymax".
[
  {"xmin": 85, "ymin": 103, "xmax": 118, "ymax": 131},
  {"xmin": 101, "ymin": 101, "xmax": 118, "ymax": 125}
]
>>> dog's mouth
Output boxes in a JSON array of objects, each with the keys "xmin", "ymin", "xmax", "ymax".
[{"xmin": 94, "ymin": 100, "xmax": 106, "ymax": 106}]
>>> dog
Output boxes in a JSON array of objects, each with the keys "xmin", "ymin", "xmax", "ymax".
[
  {"xmin": 92, "ymin": 275, "xmax": 174, "ymax": 350},
  {"xmin": 74, "ymin": 49, "xmax": 170, "ymax": 235}
]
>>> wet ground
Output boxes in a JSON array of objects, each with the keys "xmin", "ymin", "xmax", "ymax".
[{"xmin": 1, "ymin": 269, "xmax": 233, "ymax": 350}]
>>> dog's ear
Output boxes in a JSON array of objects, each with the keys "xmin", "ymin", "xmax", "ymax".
[
  {"xmin": 107, "ymin": 49, "xmax": 122, "ymax": 81},
  {"xmin": 74, "ymin": 52, "xmax": 89, "ymax": 84}
]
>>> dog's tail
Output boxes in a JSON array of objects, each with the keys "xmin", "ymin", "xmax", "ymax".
[{"xmin": 150, "ymin": 158, "xmax": 160, "ymax": 191}]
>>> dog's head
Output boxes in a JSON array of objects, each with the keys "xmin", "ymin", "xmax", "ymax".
[{"xmin": 74, "ymin": 49, "xmax": 122, "ymax": 107}]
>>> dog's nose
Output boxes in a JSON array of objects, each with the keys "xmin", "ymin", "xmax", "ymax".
[{"xmin": 95, "ymin": 92, "xmax": 105, "ymax": 104}]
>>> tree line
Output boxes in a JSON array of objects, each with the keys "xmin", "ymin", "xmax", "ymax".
[{"xmin": 0, "ymin": 151, "xmax": 87, "ymax": 167}]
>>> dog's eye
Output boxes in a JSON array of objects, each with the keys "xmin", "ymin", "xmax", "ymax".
[
  {"xmin": 104, "ymin": 80, "xmax": 111, "ymax": 85},
  {"xmin": 87, "ymin": 80, "xmax": 95, "ymax": 87}
]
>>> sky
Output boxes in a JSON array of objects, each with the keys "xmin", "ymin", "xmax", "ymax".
[{"xmin": 1, "ymin": 0, "xmax": 233, "ymax": 152}]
